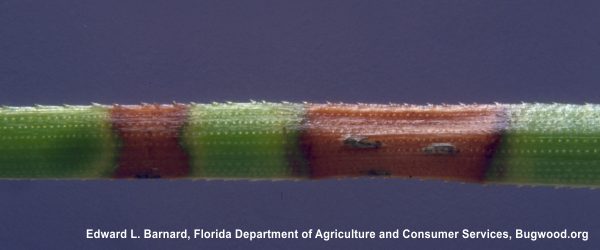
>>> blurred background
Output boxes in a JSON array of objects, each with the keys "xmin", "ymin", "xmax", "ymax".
[{"xmin": 1, "ymin": 1, "xmax": 599, "ymax": 249}]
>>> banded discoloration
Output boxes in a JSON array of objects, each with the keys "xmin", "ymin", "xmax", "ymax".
[
  {"xmin": 110, "ymin": 104, "xmax": 189, "ymax": 178},
  {"xmin": 2, "ymin": 102, "xmax": 600, "ymax": 188},
  {"xmin": 299, "ymin": 103, "xmax": 507, "ymax": 182}
]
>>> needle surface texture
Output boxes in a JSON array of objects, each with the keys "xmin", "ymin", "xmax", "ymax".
[{"xmin": 1, "ymin": 102, "xmax": 599, "ymax": 188}]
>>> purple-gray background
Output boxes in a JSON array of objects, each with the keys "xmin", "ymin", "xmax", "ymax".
[{"xmin": 1, "ymin": 1, "xmax": 599, "ymax": 249}]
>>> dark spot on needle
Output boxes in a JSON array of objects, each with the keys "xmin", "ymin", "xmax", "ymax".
[
  {"xmin": 134, "ymin": 172, "xmax": 161, "ymax": 179},
  {"xmin": 343, "ymin": 136, "xmax": 382, "ymax": 149},
  {"xmin": 364, "ymin": 170, "xmax": 391, "ymax": 177},
  {"xmin": 423, "ymin": 143, "xmax": 459, "ymax": 154}
]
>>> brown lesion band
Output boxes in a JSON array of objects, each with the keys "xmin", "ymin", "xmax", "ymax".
[
  {"xmin": 299, "ymin": 103, "xmax": 507, "ymax": 182},
  {"xmin": 109, "ymin": 104, "xmax": 189, "ymax": 179}
]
